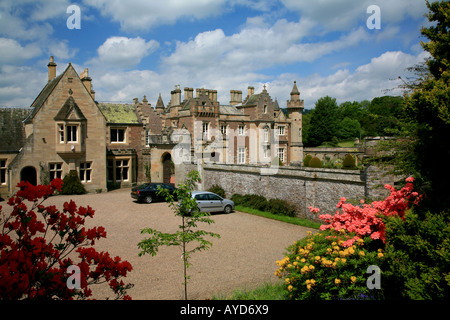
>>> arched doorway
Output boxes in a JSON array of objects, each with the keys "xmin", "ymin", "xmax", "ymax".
[
  {"xmin": 21, "ymin": 166, "xmax": 37, "ymax": 185},
  {"xmin": 162, "ymin": 153, "xmax": 173, "ymax": 184}
]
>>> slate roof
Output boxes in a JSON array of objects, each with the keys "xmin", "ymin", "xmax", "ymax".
[
  {"xmin": 219, "ymin": 105, "xmax": 244, "ymax": 115},
  {"xmin": 0, "ymin": 107, "xmax": 30, "ymax": 153}
]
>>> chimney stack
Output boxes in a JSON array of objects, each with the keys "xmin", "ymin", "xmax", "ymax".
[
  {"xmin": 171, "ymin": 85, "xmax": 181, "ymax": 106},
  {"xmin": 248, "ymin": 86, "xmax": 254, "ymax": 97},
  {"xmin": 48, "ymin": 56, "xmax": 57, "ymax": 81},
  {"xmin": 80, "ymin": 68, "xmax": 95, "ymax": 100}
]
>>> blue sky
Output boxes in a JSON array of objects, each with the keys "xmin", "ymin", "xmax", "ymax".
[{"xmin": 0, "ymin": 0, "xmax": 431, "ymax": 109}]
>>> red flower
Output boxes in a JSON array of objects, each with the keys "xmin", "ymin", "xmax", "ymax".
[{"xmin": 0, "ymin": 180, "xmax": 133, "ymax": 300}]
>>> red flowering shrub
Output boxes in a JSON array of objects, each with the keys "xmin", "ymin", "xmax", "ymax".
[
  {"xmin": 0, "ymin": 179, "xmax": 133, "ymax": 300},
  {"xmin": 310, "ymin": 177, "xmax": 421, "ymax": 247}
]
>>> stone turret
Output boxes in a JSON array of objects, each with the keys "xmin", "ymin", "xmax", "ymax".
[{"xmin": 287, "ymin": 81, "xmax": 304, "ymax": 166}]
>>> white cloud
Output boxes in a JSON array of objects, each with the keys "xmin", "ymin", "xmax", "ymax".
[
  {"xmin": 280, "ymin": 0, "xmax": 427, "ymax": 32},
  {"xmin": 94, "ymin": 36, "xmax": 159, "ymax": 68},
  {"xmin": 0, "ymin": 64, "xmax": 46, "ymax": 107},
  {"xmin": 83, "ymin": 0, "xmax": 228, "ymax": 31},
  {"xmin": 0, "ymin": 38, "xmax": 42, "ymax": 64},
  {"xmin": 295, "ymin": 50, "xmax": 431, "ymax": 108}
]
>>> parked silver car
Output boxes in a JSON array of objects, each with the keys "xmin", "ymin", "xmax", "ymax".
[{"xmin": 191, "ymin": 191, "xmax": 234, "ymax": 214}]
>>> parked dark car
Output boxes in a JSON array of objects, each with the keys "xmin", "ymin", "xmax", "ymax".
[{"xmin": 131, "ymin": 183, "xmax": 176, "ymax": 203}]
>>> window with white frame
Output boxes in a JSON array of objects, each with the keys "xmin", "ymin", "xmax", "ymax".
[
  {"xmin": 66, "ymin": 125, "xmax": 78, "ymax": 142},
  {"xmin": 264, "ymin": 147, "xmax": 270, "ymax": 158},
  {"xmin": 0, "ymin": 160, "xmax": 6, "ymax": 185},
  {"xmin": 202, "ymin": 122, "xmax": 209, "ymax": 139},
  {"xmin": 110, "ymin": 128, "xmax": 125, "ymax": 143},
  {"xmin": 277, "ymin": 148, "xmax": 285, "ymax": 163},
  {"xmin": 80, "ymin": 162, "xmax": 92, "ymax": 183},
  {"xmin": 277, "ymin": 126, "xmax": 285, "ymax": 136},
  {"xmin": 238, "ymin": 147, "xmax": 245, "ymax": 164},
  {"xmin": 58, "ymin": 124, "xmax": 64, "ymax": 143},
  {"xmin": 238, "ymin": 125, "xmax": 245, "ymax": 136},
  {"xmin": 264, "ymin": 105, "xmax": 267, "ymax": 114},
  {"xmin": 49, "ymin": 163, "xmax": 62, "ymax": 181}
]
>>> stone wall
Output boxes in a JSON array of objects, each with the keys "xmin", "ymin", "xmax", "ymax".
[{"xmin": 179, "ymin": 162, "xmax": 394, "ymax": 221}]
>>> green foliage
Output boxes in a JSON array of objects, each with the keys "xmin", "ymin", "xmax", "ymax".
[
  {"xmin": 369, "ymin": 1, "xmax": 450, "ymax": 212},
  {"xmin": 303, "ymin": 154, "xmax": 312, "ymax": 167},
  {"xmin": 60, "ymin": 170, "xmax": 86, "ymax": 195},
  {"xmin": 308, "ymin": 96, "xmax": 339, "ymax": 146},
  {"xmin": 338, "ymin": 117, "xmax": 361, "ymax": 140},
  {"xmin": 230, "ymin": 193, "xmax": 297, "ymax": 217},
  {"xmin": 267, "ymin": 198, "xmax": 296, "ymax": 217},
  {"xmin": 276, "ymin": 230, "xmax": 384, "ymax": 300},
  {"xmin": 138, "ymin": 170, "xmax": 220, "ymax": 300},
  {"xmin": 342, "ymin": 154, "xmax": 356, "ymax": 169},
  {"xmin": 309, "ymin": 156, "xmax": 322, "ymax": 168},
  {"xmin": 207, "ymin": 184, "xmax": 225, "ymax": 198},
  {"xmin": 382, "ymin": 210, "xmax": 450, "ymax": 299}
]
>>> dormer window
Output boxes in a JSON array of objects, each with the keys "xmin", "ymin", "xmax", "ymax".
[{"xmin": 57, "ymin": 123, "xmax": 79, "ymax": 143}]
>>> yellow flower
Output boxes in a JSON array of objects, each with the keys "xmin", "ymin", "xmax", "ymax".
[
  {"xmin": 335, "ymin": 278, "xmax": 341, "ymax": 285},
  {"xmin": 315, "ymin": 256, "xmax": 321, "ymax": 262},
  {"xmin": 340, "ymin": 258, "xmax": 347, "ymax": 264},
  {"xmin": 287, "ymin": 285, "xmax": 293, "ymax": 292},
  {"xmin": 359, "ymin": 251, "xmax": 365, "ymax": 256},
  {"xmin": 309, "ymin": 265, "xmax": 315, "ymax": 271},
  {"xmin": 306, "ymin": 284, "xmax": 312, "ymax": 291},
  {"xmin": 351, "ymin": 276, "xmax": 357, "ymax": 283},
  {"xmin": 300, "ymin": 258, "xmax": 306, "ymax": 263},
  {"xmin": 285, "ymin": 278, "xmax": 290, "ymax": 284},
  {"xmin": 378, "ymin": 252, "xmax": 384, "ymax": 258}
]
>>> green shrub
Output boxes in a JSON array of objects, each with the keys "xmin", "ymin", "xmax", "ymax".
[
  {"xmin": 267, "ymin": 199, "xmax": 297, "ymax": 217},
  {"xmin": 309, "ymin": 156, "xmax": 322, "ymax": 168},
  {"xmin": 342, "ymin": 154, "xmax": 356, "ymax": 169},
  {"xmin": 276, "ymin": 230, "xmax": 384, "ymax": 300},
  {"xmin": 241, "ymin": 194, "xmax": 268, "ymax": 211},
  {"xmin": 303, "ymin": 155, "xmax": 312, "ymax": 167},
  {"xmin": 382, "ymin": 210, "xmax": 450, "ymax": 299},
  {"xmin": 208, "ymin": 184, "xmax": 226, "ymax": 198},
  {"xmin": 231, "ymin": 194, "xmax": 244, "ymax": 205},
  {"xmin": 60, "ymin": 170, "xmax": 86, "ymax": 195}
]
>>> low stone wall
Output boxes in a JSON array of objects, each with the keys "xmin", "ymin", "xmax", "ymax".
[{"xmin": 179, "ymin": 162, "xmax": 393, "ymax": 221}]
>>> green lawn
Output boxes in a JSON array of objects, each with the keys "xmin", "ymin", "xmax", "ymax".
[
  {"xmin": 235, "ymin": 205, "xmax": 321, "ymax": 229},
  {"xmin": 212, "ymin": 282, "xmax": 287, "ymax": 300}
]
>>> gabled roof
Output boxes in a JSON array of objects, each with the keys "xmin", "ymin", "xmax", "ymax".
[
  {"xmin": 54, "ymin": 96, "xmax": 86, "ymax": 121},
  {"xmin": 23, "ymin": 65, "xmax": 70, "ymax": 124}
]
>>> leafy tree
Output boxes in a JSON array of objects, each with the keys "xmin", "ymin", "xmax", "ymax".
[
  {"xmin": 402, "ymin": 0, "xmax": 450, "ymax": 211},
  {"xmin": 337, "ymin": 117, "xmax": 361, "ymax": 140},
  {"xmin": 307, "ymin": 96, "xmax": 339, "ymax": 146},
  {"xmin": 137, "ymin": 170, "xmax": 220, "ymax": 300}
]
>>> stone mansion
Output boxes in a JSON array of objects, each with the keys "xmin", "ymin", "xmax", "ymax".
[{"xmin": 0, "ymin": 57, "xmax": 305, "ymax": 197}]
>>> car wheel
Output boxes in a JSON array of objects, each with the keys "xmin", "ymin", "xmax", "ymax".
[
  {"xmin": 145, "ymin": 195, "xmax": 153, "ymax": 204},
  {"xmin": 224, "ymin": 205, "xmax": 232, "ymax": 214}
]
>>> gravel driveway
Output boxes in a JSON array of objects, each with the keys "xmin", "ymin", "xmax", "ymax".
[{"xmin": 14, "ymin": 188, "xmax": 317, "ymax": 300}]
